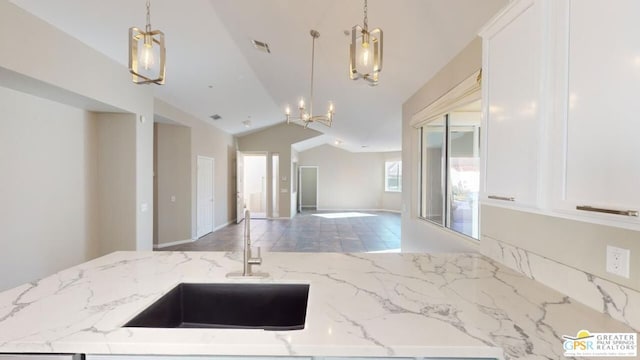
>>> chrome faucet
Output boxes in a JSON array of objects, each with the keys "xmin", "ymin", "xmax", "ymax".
[{"xmin": 227, "ymin": 208, "xmax": 268, "ymax": 278}]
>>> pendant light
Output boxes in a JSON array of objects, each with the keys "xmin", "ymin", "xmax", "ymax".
[
  {"xmin": 285, "ymin": 30, "xmax": 335, "ymax": 128},
  {"xmin": 129, "ymin": 0, "xmax": 166, "ymax": 85},
  {"xmin": 350, "ymin": 0, "xmax": 383, "ymax": 86}
]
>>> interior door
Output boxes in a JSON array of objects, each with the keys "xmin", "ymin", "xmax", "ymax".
[
  {"xmin": 196, "ymin": 156, "xmax": 214, "ymax": 238},
  {"xmin": 236, "ymin": 151, "xmax": 245, "ymax": 223}
]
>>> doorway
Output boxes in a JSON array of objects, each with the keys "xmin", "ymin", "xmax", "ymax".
[
  {"xmin": 271, "ymin": 153, "xmax": 279, "ymax": 218},
  {"xmin": 298, "ymin": 166, "xmax": 318, "ymax": 211},
  {"xmin": 243, "ymin": 154, "xmax": 267, "ymax": 218},
  {"xmin": 196, "ymin": 156, "xmax": 214, "ymax": 238}
]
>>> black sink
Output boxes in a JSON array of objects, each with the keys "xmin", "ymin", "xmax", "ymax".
[{"xmin": 124, "ymin": 283, "xmax": 309, "ymax": 330}]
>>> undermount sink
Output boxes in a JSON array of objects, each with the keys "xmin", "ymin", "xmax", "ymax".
[{"xmin": 124, "ymin": 283, "xmax": 310, "ymax": 330}]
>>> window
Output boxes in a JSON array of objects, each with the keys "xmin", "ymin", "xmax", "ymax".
[
  {"xmin": 385, "ymin": 161, "xmax": 402, "ymax": 192},
  {"xmin": 419, "ymin": 102, "xmax": 481, "ymax": 239}
]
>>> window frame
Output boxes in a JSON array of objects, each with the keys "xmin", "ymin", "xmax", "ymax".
[{"xmin": 384, "ymin": 160, "xmax": 402, "ymax": 192}]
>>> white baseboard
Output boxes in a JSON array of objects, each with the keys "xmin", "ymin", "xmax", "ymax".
[
  {"xmin": 315, "ymin": 208, "xmax": 401, "ymax": 214},
  {"xmin": 153, "ymin": 238, "xmax": 194, "ymax": 249},
  {"xmin": 380, "ymin": 209, "xmax": 401, "ymax": 214}
]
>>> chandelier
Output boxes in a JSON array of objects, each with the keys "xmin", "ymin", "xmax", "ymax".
[
  {"xmin": 349, "ymin": 0, "xmax": 383, "ymax": 86},
  {"xmin": 285, "ymin": 30, "xmax": 334, "ymax": 128},
  {"xmin": 128, "ymin": 0, "xmax": 166, "ymax": 85}
]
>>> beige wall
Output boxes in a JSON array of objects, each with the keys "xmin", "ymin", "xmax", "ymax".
[
  {"xmin": 297, "ymin": 145, "xmax": 401, "ymax": 212},
  {"xmin": 299, "ymin": 167, "xmax": 318, "ymax": 208},
  {"xmin": 0, "ymin": 86, "xmax": 99, "ymax": 290},
  {"xmin": 96, "ymin": 113, "xmax": 137, "ymax": 254},
  {"xmin": 154, "ymin": 99, "xmax": 236, "ymax": 235},
  {"xmin": 238, "ymin": 123, "xmax": 321, "ymax": 218},
  {"xmin": 401, "ymin": 38, "xmax": 482, "ymax": 253},
  {"xmin": 154, "ymin": 123, "xmax": 192, "ymax": 245}
]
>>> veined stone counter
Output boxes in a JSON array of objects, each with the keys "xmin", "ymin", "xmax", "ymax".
[{"xmin": 0, "ymin": 251, "xmax": 634, "ymax": 359}]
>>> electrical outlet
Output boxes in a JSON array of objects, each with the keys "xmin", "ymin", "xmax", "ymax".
[{"xmin": 606, "ymin": 245, "xmax": 630, "ymax": 278}]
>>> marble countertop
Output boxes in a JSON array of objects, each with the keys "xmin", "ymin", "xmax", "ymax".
[{"xmin": 0, "ymin": 251, "xmax": 634, "ymax": 359}]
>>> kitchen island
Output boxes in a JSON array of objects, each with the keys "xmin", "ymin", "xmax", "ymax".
[{"xmin": 0, "ymin": 251, "xmax": 634, "ymax": 359}]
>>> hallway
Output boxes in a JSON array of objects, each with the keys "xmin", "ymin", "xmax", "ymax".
[{"xmin": 159, "ymin": 211, "xmax": 401, "ymax": 253}]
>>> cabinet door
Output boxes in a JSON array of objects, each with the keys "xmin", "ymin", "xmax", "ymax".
[
  {"xmin": 480, "ymin": 0, "xmax": 545, "ymax": 208},
  {"xmin": 555, "ymin": 0, "xmax": 640, "ymax": 226}
]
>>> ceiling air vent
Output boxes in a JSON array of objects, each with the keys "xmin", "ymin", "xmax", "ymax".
[
  {"xmin": 210, "ymin": 114, "xmax": 222, "ymax": 120},
  {"xmin": 251, "ymin": 39, "xmax": 271, "ymax": 54}
]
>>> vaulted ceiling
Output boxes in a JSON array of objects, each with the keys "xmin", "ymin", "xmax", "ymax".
[{"xmin": 10, "ymin": 0, "xmax": 506, "ymax": 152}]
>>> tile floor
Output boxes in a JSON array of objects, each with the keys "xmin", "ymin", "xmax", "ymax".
[{"xmin": 159, "ymin": 211, "xmax": 401, "ymax": 253}]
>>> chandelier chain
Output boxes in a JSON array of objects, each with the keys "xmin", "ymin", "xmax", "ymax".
[{"xmin": 363, "ymin": 0, "xmax": 368, "ymax": 30}]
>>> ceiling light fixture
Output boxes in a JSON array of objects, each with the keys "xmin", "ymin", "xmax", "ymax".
[
  {"xmin": 129, "ymin": 0, "xmax": 166, "ymax": 85},
  {"xmin": 285, "ymin": 30, "xmax": 334, "ymax": 129},
  {"xmin": 350, "ymin": 0, "xmax": 383, "ymax": 86}
]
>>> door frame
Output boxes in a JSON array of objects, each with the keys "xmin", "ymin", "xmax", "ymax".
[
  {"xmin": 238, "ymin": 151, "xmax": 269, "ymax": 219},
  {"xmin": 236, "ymin": 151, "xmax": 245, "ymax": 223},
  {"xmin": 196, "ymin": 155, "xmax": 215, "ymax": 238},
  {"xmin": 298, "ymin": 166, "xmax": 319, "ymax": 212}
]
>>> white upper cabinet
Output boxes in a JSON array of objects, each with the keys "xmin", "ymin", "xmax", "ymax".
[
  {"xmin": 479, "ymin": 0, "xmax": 547, "ymax": 209},
  {"xmin": 551, "ymin": 0, "xmax": 640, "ymax": 227}
]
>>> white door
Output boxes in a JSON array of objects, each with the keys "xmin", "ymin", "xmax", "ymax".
[
  {"xmin": 196, "ymin": 156, "xmax": 214, "ymax": 238},
  {"xmin": 236, "ymin": 151, "xmax": 245, "ymax": 223}
]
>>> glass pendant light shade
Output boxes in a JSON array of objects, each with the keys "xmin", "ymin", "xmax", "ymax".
[
  {"xmin": 350, "ymin": 0, "xmax": 383, "ymax": 86},
  {"xmin": 129, "ymin": 1, "xmax": 166, "ymax": 85}
]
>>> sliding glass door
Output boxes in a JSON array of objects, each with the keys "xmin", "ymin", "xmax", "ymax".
[{"xmin": 419, "ymin": 102, "xmax": 481, "ymax": 239}]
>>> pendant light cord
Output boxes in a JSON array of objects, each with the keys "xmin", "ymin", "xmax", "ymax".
[
  {"xmin": 309, "ymin": 33, "xmax": 316, "ymax": 117},
  {"xmin": 145, "ymin": 0, "xmax": 152, "ymax": 32},
  {"xmin": 363, "ymin": 0, "xmax": 368, "ymax": 30}
]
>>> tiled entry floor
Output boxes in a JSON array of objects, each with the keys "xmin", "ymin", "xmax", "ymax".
[{"xmin": 159, "ymin": 211, "xmax": 401, "ymax": 253}]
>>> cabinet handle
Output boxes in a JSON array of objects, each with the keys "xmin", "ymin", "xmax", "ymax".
[
  {"xmin": 576, "ymin": 205, "xmax": 639, "ymax": 217},
  {"xmin": 488, "ymin": 195, "xmax": 515, "ymax": 202}
]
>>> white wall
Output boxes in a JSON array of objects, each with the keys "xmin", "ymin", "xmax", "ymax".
[
  {"xmin": 297, "ymin": 145, "xmax": 401, "ymax": 212},
  {"xmin": 0, "ymin": 86, "xmax": 99, "ymax": 290},
  {"xmin": 154, "ymin": 99, "xmax": 236, "ymax": 235},
  {"xmin": 154, "ymin": 123, "xmax": 192, "ymax": 246}
]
